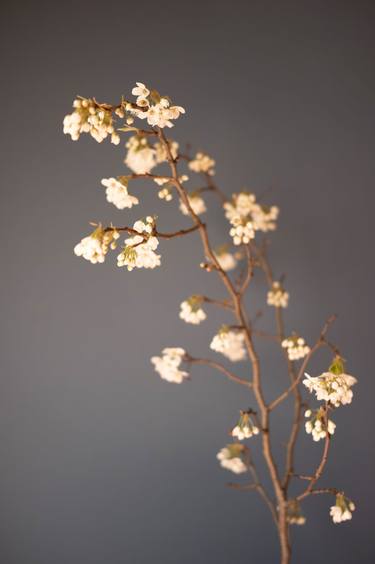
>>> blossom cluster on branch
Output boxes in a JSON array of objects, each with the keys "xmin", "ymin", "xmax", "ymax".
[{"xmin": 64, "ymin": 82, "xmax": 358, "ymax": 563}]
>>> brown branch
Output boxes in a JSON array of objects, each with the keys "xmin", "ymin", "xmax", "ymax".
[
  {"xmin": 239, "ymin": 244, "xmax": 254, "ymax": 295},
  {"xmin": 158, "ymin": 130, "xmax": 290, "ymax": 560},
  {"xmin": 185, "ymin": 356, "xmax": 252, "ymax": 388},
  {"xmin": 104, "ymin": 224, "xmax": 200, "ymax": 240},
  {"xmin": 201, "ymin": 296, "xmax": 234, "ymax": 310},
  {"xmin": 308, "ymin": 488, "xmax": 340, "ymax": 496}
]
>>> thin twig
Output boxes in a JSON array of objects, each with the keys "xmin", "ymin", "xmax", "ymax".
[{"xmin": 186, "ymin": 356, "xmax": 252, "ymax": 388}]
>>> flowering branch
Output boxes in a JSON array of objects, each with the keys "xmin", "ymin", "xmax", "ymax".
[{"xmin": 63, "ymin": 82, "xmax": 357, "ymax": 564}]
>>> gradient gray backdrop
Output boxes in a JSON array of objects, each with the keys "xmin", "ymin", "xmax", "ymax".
[{"xmin": 1, "ymin": 1, "xmax": 374, "ymax": 562}]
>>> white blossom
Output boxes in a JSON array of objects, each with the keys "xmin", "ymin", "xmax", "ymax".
[
  {"xmin": 252, "ymin": 205, "xmax": 279, "ymax": 232},
  {"xmin": 158, "ymin": 186, "xmax": 173, "ymax": 201},
  {"xmin": 229, "ymin": 221, "xmax": 255, "ymax": 245},
  {"xmin": 74, "ymin": 225, "xmax": 119, "ymax": 264},
  {"xmin": 188, "ymin": 152, "xmax": 215, "ymax": 175},
  {"xmin": 303, "ymin": 359, "xmax": 357, "ymax": 407},
  {"xmin": 179, "ymin": 193, "xmax": 206, "ymax": 216},
  {"xmin": 231, "ymin": 412, "xmax": 259, "ymax": 440},
  {"xmin": 101, "ymin": 177, "xmax": 139, "ymax": 209},
  {"xmin": 216, "ymin": 444, "xmax": 247, "ymax": 474},
  {"xmin": 330, "ymin": 494, "xmax": 355, "ymax": 524},
  {"xmin": 210, "ymin": 326, "xmax": 246, "ymax": 362},
  {"xmin": 267, "ymin": 281, "xmax": 289, "ymax": 308},
  {"xmin": 304, "ymin": 408, "xmax": 336, "ymax": 442},
  {"xmin": 124, "ymin": 135, "xmax": 156, "ymax": 174},
  {"xmin": 131, "ymin": 82, "xmax": 150, "ymax": 105},
  {"xmin": 154, "ymin": 175, "xmax": 187, "ymax": 202},
  {"xmin": 63, "ymin": 98, "xmax": 119, "ymax": 144},
  {"xmin": 131, "ymin": 83, "xmax": 185, "ymax": 128},
  {"xmin": 286, "ymin": 500, "xmax": 306, "ymax": 525},
  {"xmin": 224, "ymin": 192, "xmax": 279, "ymax": 245},
  {"xmin": 213, "ymin": 246, "xmax": 238, "ymax": 271},
  {"xmin": 179, "ymin": 296, "xmax": 206, "ymax": 325},
  {"xmin": 151, "ymin": 347, "xmax": 188, "ymax": 384},
  {"xmin": 117, "ymin": 217, "xmax": 161, "ymax": 271},
  {"xmin": 224, "ymin": 192, "xmax": 257, "ymax": 223},
  {"xmin": 154, "ymin": 139, "xmax": 179, "ymax": 163},
  {"xmin": 282, "ymin": 335, "xmax": 310, "ymax": 360}
]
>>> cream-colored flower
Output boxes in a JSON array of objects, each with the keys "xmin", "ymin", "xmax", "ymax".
[
  {"xmin": 210, "ymin": 326, "xmax": 246, "ymax": 362},
  {"xmin": 188, "ymin": 152, "xmax": 215, "ymax": 175},
  {"xmin": 216, "ymin": 444, "xmax": 247, "ymax": 474},
  {"xmin": 125, "ymin": 135, "xmax": 156, "ymax": 174},
  {"xmin": 330, "ymin": 494, "xmax": 355, "ymax": 523},
  {"xmin": 281, "ymin": 335, "xmax": 310, "ymax": 360},
  {"xmin": 304, "ymin": 408, "xmax": 336, "ymax": 442},
  {"xmin": 151, "ymin": 347, "xmax": 188, "ymax": 383},
  {"xmin": 179, "ymin": 193, "xmax": 206, "ymax": 216},
  {"xmin": 63, "ymin": 97, "xmax": 119, "ymax": 144},
  {"xmin": 101, "ymin": 177, "xmax": 139, "ymax": 209},
  {"xmin": 179, "ymin": 296, "xmax": 206, "ymax": 325},
  {"xmin": 231, "ymin": 411, "xmax": 259, "ymax": 440},
  {"xmin": 74, "ymin": 225, "xmax": 119, "ymax": 264},
  {"xmin": 267, "ymin": 281, "xmax": 289, "ymax": 308},
  {"xmin": 117, "ymin": 217, "xmax": 160, "ymax": 271}
]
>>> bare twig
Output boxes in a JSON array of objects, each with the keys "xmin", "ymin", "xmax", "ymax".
[{"xmin": 185, "ymin": 356, "xmax": 252, "ymax": 388}]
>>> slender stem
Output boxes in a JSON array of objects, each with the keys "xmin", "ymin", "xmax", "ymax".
[
  {"xmin": 228, "ymin": 450, "xmax": 278, "ymax": 526},
  {"xmin": 201, "ymin": 296, "xmax": 234, "ymax": 310},
  {"xmin": 158, "ymin": 130, "xmax": 291, "ymax": 563},
  {"xmin": 297, "ymin": 404, "xmax": 331, "ymax": 502},
  {"xmin": 104, "ymin": 224, "xmax": 200, "ymax": 240},
  {"xmin": 186, "ymin": 356, "xmax": 252, "ymax": 388}
]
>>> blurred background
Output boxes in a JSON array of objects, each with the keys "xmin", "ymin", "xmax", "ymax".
[{"xmin": 1, "ymin": 1, "xmax": 374, "ymax": 562}]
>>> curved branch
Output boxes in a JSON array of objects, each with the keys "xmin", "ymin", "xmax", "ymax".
[{"xmin": 186, "ymin": 356, "xmax": 252, "ymax": 388}]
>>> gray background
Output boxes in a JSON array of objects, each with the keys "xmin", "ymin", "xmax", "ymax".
[{"xmin": 1, "ymin": 0, "xmax": 374, "ymax": 562}]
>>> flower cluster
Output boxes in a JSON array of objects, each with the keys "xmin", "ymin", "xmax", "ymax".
[
  {"xmin": 224, "ymin": 192, "xmax": 257, "ymax": 222},
  {"xmin": 210, "ymin": 326, "xmax": 246, "ymax": 362},
  {"xmin": 179, "ymin": 296, "xmax": 207, "ymax": 325},
  {"xmin": 224, "ymin": 192, "xmax": 279, "ymax": 245},
  {"xmin": 304, "ymin": 408, "xmax": 336, "ymax": 441},
  {"xmin": 117, "ymin": 217, "xmax": 161, "ymax": 271},
  {"xmin": 213, "ymin": 245, "xmax": 238, "ymax": 272},
  {"xmin": 252, "ymin": 204, "xmax": 279, "ymax": 232},
  {"xmin": 124, "ymin": 135, "xmax": 156, "ymax": 174},
  {"xmin": 101, "ymin": 177, "xmax": 139, "ymax": 209},
  {"xmin": 330, "ymin": 494, "xmax": 355, "ymax": 524},
  {"xmin": 179, "ymin": 193, "xmax": 206, "ymax": 216},
  {"xmin": 154, "ymin": 175, "xmax": 188, "ymax": 202},
  {"xmin": 154, "ymin": 139, "xmax": 179, "ymax": 163},
  {"xmin": 216, "ymin": 444, "xmax": 247, "ymax": 474},
  {"xmin": 63, "ymin": 98, "xmax": 120, "ymax": 144},
  {"xmin": 303, "ymin": 357, "xmax": 357, "ymax": 407},
  {"xmin": 231, "ymin": 411, "xmax": 259, "ymax": 440},
  {"xmin": 131, "ymin": 82, "xmax": 185, "ymax": 128},
  {"xmin": 151, "ymin": 347, "xmax": 188, "ymax": 384},
  {"xmin": 286, "ymin": 500, "xmax": 306, "ymax": 525},
  {"xmin": 188, "ymin": 152, "xmax": 215, "ymax": 175},
  {"xmin": 74, "ymin": 225, "xmax": 119, "ymax": 264},
  {"xmin": 281, "ymin": 335, "xmax": 310, "ymax": 360},
  {"xmin": 229, "ymin": 220, "xmax": 255, "ymax": 246},
  {"xmin": 267, "ymin": 281, "xmax": 289, "ymax": 308}
]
